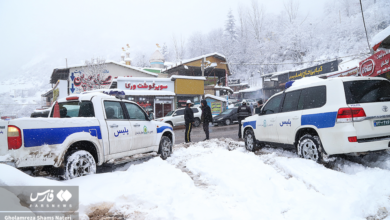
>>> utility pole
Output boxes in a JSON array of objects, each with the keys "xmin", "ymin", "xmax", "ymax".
[{"xmin": 201, "ymin": 57, "xmax": 205, "ymax": 77}]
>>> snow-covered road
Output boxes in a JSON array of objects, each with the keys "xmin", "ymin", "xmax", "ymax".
[{"xmin": 1, "ymin": 139, "xmax": 390, "ymax": 220}]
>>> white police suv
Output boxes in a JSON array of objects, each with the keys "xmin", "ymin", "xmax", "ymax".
[{"xmin": 242, "ymin": 76, "xmax": 390, "ymax": 165}]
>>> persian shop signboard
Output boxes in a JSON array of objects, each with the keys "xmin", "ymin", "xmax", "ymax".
[
  {"xmin": 117, "ymin": 78, "xmax": 174, "ymax": 93},
  {"xmin": 359, "ymin": 50, "xmax": 390, "ymax": 77}
]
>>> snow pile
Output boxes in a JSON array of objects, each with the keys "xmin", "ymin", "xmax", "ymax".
[{"xmin": 1, "ymin": 139, "xmax": 390, "ymax": 219}]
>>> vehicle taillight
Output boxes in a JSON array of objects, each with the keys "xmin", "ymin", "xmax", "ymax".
[
  {"xmin": 336, "ymin": 107, "xmax": 366, "ymax": 123},
  {"xmin": 348, "ymin": 136, "xmax": 357, "ymax": 142},
  {"xmin": 8, "ymin": 125, "xmax": 22, "ymax": 150}
]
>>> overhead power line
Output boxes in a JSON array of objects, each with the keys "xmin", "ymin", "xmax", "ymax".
[
  {"xmin": 229, "ymin": 53, "xmax": 370, "ymax": 65},
  {"xmin": 359, "ymin": 0, "xmax": 371, "ymax": 51}
]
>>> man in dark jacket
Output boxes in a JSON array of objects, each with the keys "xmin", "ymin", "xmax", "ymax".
[
  {"xmin": 201, "ymin": 100, "xmax": 213, "ymax": 141},
  {"xmin": 184, "ymin": 100, "xmax": 195, "ymax": 143},
  {"xmin": 237, "ymin": 100, "xmax": 252, "ymax": 139}
]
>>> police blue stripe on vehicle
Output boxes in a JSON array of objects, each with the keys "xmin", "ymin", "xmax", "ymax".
[
  {"xmin": 23, "ymin": 126, "xmax": 102, "ymax": 147},
  {"xmin": 301, "ymin": 112, "xmax": 338, "ymax": 129},
  {"xmin": 243, "ymin": 121, "xmax": 256, "ymax": 129},
  {"xmin": 157, "ymin": 126, "xmax": 173, "ymax": 133}
]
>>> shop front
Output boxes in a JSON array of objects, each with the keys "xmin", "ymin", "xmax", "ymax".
[
  {"xmin": 359, "ymin": 50, "xmax": 390, "ymax": 80},
  {"xmin": 172, "ymin": 76, "xmax": 205, "ymax": 109},
  {"xmin": 116, "ymin": 77, "xmax": 175, "ymax": 118}
]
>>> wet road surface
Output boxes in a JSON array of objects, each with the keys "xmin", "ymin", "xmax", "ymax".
[{"xmin": 173, "ymin": 123, "xmax": 240, "ymax": 144}]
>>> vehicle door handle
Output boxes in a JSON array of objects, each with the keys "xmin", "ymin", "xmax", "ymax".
[
  {"xmin": 293, "ymin": 116, "xmax": 299, "ymax": 120},
  {"xmin": 133, "ymin": 123, "xmax": 140, "ymax": 127},
  {"xmin": 110, "ymin": 124, "xmax": 118, "ymax": 128},
  {"xmin": 270, "ymin": 119, "xmax": 275, "ymax": 122}
]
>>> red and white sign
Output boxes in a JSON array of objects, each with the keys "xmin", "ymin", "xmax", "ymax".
[
  {"xmin": 125, "ymin": 82, "xmax": 168, "ymax": 90},
  {"xmin": 117, "ymin": 78, "xmax": 175, "ymax": 93},
  {"xmin": 359, "ymin": 50, "xmax": 390, "ymax": 77}
]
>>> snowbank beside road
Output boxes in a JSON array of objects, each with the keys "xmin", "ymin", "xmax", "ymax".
[{"xmin": 0, "ymin": 139, "xmax": 390, "ymax": 220}]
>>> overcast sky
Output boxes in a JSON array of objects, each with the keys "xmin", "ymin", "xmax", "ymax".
[{"xmin": 0, "ymin": 0, "xmax": 328, "ymax": 77}]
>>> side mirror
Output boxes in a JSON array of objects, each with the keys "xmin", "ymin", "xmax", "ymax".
[{"xmin": 172, "ymin": 113, "xmax": 177, "ymax": 116}]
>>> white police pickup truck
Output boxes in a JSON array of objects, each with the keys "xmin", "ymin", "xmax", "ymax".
[
  {"xmin": 0, "ymin": 92, "xmax": 174, "ymax": 179},
  {"xmin": 242, "ymin": 77, "xmax": 390, "ymax": 166}
]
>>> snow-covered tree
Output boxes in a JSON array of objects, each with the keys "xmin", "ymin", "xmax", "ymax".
[
  {"xmin": 81, "ymin": 58, "xmax": 108, "ymax": 91},
  {"xmin": 224, "ymin": 9, "xmax": 238, "ymax": 42}
]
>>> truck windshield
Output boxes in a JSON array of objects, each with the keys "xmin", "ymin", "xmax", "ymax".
[
  {"xmin": 344, "ymin": 80, "xmax": 390, "ymax": 104},
  {"xmin": 50, "ymin": 101, "xmax": 95, "ymax": 118}
]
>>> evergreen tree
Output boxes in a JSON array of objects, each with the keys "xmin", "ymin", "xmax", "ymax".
[{"xmin": 224, "ymin": 9, "xmax": 238, "ymax": 42}]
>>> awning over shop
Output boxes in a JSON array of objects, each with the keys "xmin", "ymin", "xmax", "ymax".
[{"xmin": 371, "ymin": 25, "xmax": 390, "ymax": 51}]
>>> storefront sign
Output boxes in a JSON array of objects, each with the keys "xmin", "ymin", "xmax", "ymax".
[
  {"xmin": 288, "ymin": 60, "xmax": 338, "ymax": 80},
  {"xmin": 117, "ymin": 79, "xmax": 174, "ymax": 93},
  {"xmin": 327, "ymin": 67, "xmax": 359, "ymax": 78},
  {"xmin": 359, "ymin": 50, "xmax": 390, "ymax": 77},
  {"xmin": 125, "ymin": 82, "xmax": 168, "ymax": 90},
  {"xmin": 211, "ymin": 102, "xmax": 222, "ymax": 114},
  {"xmin": 228, "ymin": 79, "xmax": 240, "ymax": 85}
]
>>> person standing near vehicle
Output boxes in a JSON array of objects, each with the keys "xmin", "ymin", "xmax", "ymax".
[
  {"xmin": 254, "ymin": 99, "xmax": 264, "ymax": 114},
  {"xmin": 237, "ymin": 100, "xmax": 252, "ymax": 139},
  {"xmin": 201, "ymin": 100, "xmax": 213, "ymax": 141},
  {"xmin": 184, "ymin": 100, "xmax": 195, "ymax": 143}
]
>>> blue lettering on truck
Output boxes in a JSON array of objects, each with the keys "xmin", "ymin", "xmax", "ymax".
[{"xmin": 23, "ymin": 126, "xmax": 102, "ymax": 147}]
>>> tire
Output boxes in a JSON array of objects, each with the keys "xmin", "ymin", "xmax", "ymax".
[
  {"xmin": 63, "ymin": 150, "xmax": 96, "ymax": 180},
  {"xmin": 225, "ymin": 118, "xmax": 231, "ymax": 126},
  {"xmin": 194, "ymin": 118, "xmax": 201, "ymax": 127},
  {"xmin": 244, "ymin": 129, "xmax": 257, "ymax": 152},
  {"xmin": 298, "ymin": 134, "xmax": 335, "ymax": 167},
  {"xmin": 166, "ymin": 121, "xmax": 173, "ymax": 127},
  {"xmin": 159, "ymin": 136, "xmax": 172, "ymax": 160}
]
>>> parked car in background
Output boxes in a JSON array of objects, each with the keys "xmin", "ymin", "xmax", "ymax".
[
  {"xmin": 213, "ymin": 107, "xmax": 238, "ymax": 126},
  {"xmin": 155, "ymin": 107, "xmax": 202, "ymax": 127}
]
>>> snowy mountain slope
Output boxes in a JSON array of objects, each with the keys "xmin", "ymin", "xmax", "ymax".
[{"xmin": 1, "ymin": 139, "xmax": 390, "ymax": 220}]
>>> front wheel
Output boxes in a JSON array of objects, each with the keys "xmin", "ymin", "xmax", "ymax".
[
  {"xmin": 193, "ymin": 118, "xmax": 201, "ymax": 127},
  {"xmin": 63, "ymin": 150, "xmax": 96, "ymax": 180},
  {"xmin": 225, "ymin": 118, "xmax": 231, "ymax": 126},
  {"xmin": 245, "ymin": 129, "xmax": 257, "ymax": 152},
  {"xmin": 159, "ymin": 136, "xmax": 172, "ymax": 160}
]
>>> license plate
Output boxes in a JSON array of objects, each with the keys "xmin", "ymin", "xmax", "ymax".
[{"xmin": 374, "ymin": 119, "xmax": 390, "ymax": 127}]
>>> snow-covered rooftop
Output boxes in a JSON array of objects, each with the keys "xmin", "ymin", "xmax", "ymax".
[
  {"xmin": 371, "ymin": 25, "xmax": 390, "ymax": 50},
  {"xmin": 170, "ymin": 75, "xmax": 207, "ymax": 81},
  {"xmin": 164, "ymin": 52, "xmax": 226, "ymax": 71},
  {"xmin": 239, "ymin": 87, "xmax": 262, "ymax": 93},
  {"xmin": 55, "ymin": 60, "xmax": 158, "ymax": 77},
  {"xmin": 205, "ymin": 94, "xmax": 227, "ymax": 102}
]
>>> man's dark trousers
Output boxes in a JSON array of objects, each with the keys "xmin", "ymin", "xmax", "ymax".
[
  {"xmin": 185, "ymin": 123, "xmax": 192, "ymax": 143},
  {"xmin": 203, "ymin": 122, "xmax": 209, "ymax": 139},
  {"xmin": 238, "ymin": 119, "xmax": 243, "ymax": 138}
]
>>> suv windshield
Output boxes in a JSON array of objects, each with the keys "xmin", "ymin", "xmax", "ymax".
[
  {"xmin": 50, "ymin": 101, "xmax": 95, "ymax": 118},
  {"xmin": 344, "ymin": 80, "xmax": 390, "ymax": 104},
  {"xmin": 165, "ymin": 111, "xmax": 174, "ymax": 117}
]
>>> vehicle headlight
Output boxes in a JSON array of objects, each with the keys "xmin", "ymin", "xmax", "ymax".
[{"xmin": 217, "ymin": 118, "xmax": 223, "ymax": 121}]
